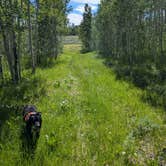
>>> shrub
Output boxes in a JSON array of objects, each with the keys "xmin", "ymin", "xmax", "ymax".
[
  {"xmin": 159, "ymin": 67, "xmax": 166, "ymax": 82},
  {"xmin": 131, "ymin": 64, "xmax": 159, "ymax": 88},
  {"xmin": 132, "ymin": 118, "xmax": 159, "ymax": 138},
  {"xmin": 145, "ymin": 84, "xmax": 166, "ymax": 108},
  {"xmin": 53, "ymin": 81, "xmax": 61, "ymax": 88},
  {"xmin": 113, "ymin": 65, "xmax": 131, "ymax": 81},
  {"xmin": 60, "ymin": 99, "xmax": 70, "ymax": 112}
]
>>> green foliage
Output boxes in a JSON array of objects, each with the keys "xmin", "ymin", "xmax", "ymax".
[
  {"xmin": 123, "ymin": 117, "xmax": 161, "ymax": 165},
  {"xmin": 112, "ymin": 64, "xmax": 159, "ymax": 88},
  {"xmin": 132, "ymin": 118, "xmax": 159, "ymax": 138},
  {"xmin": 93, "ymin": 0, "xmax": 166, "ymax": 109},
  {"xmin": 60, "ymin": 99, "xmax": 70, "ymax": 112},
  {"xmin": 53, "ymin": 80, "xmax": 61, "ymax": 88},
  {"xmin": 145, "ymin": 84, "xmax": 166, "ymax": 108},
  {"xmin": 45, "ymin": 132, "xmax": 58, "ymax": 153},
  {"xmin": 34, "ymin": 0, "xmax": 70, "ymax": 65},
  {"xmin": 79, "ymin": 4, "xmax": 92, "ymax": 53},
  {"xmin": 0, "ymin": 0, "xmax": 69, "ymax": 82},
  {"xmin": 0, "ymin": 76, "xmax": 46, "ymax": 106},
  {"xmin": 66, "ymin": 24, "xmax": 79, "ymax": 36}
]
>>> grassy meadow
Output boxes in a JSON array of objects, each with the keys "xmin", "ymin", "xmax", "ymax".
[{"xmin": 0, "ymin": 44, "xmax": 166, "ymax": 165}]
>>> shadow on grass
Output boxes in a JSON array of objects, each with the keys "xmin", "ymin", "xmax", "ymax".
[
  {"xmin": 0, "ymin": 105, "xmax": 20, "ymax": 141},
  {"xmin": 20, "ymin": 126, "xmax": 39, "ymax": 160},
  {"xmin": 38, "ymin": 57, "xmax": 67, "ymax": 70},
  {"xmin": 0, "ymin": 76, "xmax": 46, "ymax": 107},
  {"xmin": 102, "ymin": 59, "xmax": 166, "ymax": 111}
]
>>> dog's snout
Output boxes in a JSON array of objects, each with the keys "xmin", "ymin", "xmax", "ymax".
[{"xmin": 35, "ymin": 121, "xmax": 40, "ymax": 127}]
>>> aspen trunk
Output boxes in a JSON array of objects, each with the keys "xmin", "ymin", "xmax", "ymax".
[
  {"xmin": 2, "ymin": 30, "xmax": 15, "ymax": 82},
  {"xmin": 12, "ymin": 29, "xmax": 20, "ymax": 83},
  {"xmin": 159, "ymin": 9, "xmax": 164, "ymax": 56},
  {"xmin": 28, "ymin": 0, "xmax": 35, "ymax": 74},
  {"xmin": 35, "ymin": 0, "xmax": 39, "ymax": 66},
  {"xmin": 0, "ymin": 55, "xmax": 3, "ymax": 80}
]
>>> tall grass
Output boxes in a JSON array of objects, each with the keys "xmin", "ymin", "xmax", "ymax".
[{"xmin": 0, "ymin": 44, "xmax": 165, "ymax": 165}]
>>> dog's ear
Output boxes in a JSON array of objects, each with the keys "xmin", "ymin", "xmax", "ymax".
[{"xmin": 24, "ymin": 105, "xmax": 37, "ymax": 112}]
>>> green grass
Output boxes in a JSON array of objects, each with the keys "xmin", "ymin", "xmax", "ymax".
[{"xmin": 0, "ymin": 44, "xmax": 166, "ymax": 165}]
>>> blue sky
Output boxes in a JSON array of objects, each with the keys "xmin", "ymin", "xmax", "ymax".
[{"xmin": 68, "ymin": 0, "xmax": 100, "ymax": 25}]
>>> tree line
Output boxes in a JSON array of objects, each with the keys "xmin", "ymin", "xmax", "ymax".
[
  {"xmin": 66, "ymin": 23, "xmax": 79, "ymax": 36},
  {"xmin": 78, "ymin": 1, "xmax": 166, "ymax": 108},
  {"xmin": 0, "ymin": 0, "xmax": 69, "ymax": 83},
  {"xmin": 91, "ymin": 0, "xmax": 166, "ymax": 108}
]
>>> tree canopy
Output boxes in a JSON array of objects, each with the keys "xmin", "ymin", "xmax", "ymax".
[{"xmin": 0, "ymin": 0, "xmax": 69, "ymax": 83}]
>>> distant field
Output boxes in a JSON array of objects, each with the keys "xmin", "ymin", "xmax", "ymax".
[{"xmin": 63, "ymin": 36, "xmax": 81, "ymax": 44}]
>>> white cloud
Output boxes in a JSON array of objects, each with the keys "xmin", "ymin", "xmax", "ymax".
[
  {"xmin": 67, "ymin": 13, "xmax": 83, "ymax": 25},
  {"xmin": 71, "ymin": 0, "xmax": 100, "ymax": 5},
  {"xmin": 75, "ymin": 5, "xmax": 97, "ymax": 13},
  {"xmin": 75, "ymin": 6, "xmax": 85, "ymax": 13}
]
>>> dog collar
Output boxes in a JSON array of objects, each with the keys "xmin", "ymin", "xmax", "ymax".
[{"xmin": 24, "ymin": 112, "xmax": 37, "ymax": 121}]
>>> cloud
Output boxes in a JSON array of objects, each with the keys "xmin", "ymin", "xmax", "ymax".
[
  {"xmin": 67, "ymin": 13, "xmax": 83, "ymax": 25},
  {"xmin": 75, "ymin": 5, "xmax": 97, "ymax": 13},
  {"xmin": 67, "ymin": 0, "xmax": 100, "ymax": 25},
  {"xmin": 71, "ymin": 0, "xmax": 100, "ymax": 5}
]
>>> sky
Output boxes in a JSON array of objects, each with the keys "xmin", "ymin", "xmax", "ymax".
[{"xmin": 68, "ymin": 0, "xmax": 100, "ymax": 26}]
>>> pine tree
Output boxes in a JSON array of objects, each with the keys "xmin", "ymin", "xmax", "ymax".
[{"xmin": 79, "ymin": 4, "xmax": 92, "ymax": 53}]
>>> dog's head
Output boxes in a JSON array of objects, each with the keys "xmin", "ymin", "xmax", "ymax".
[
  {"xmin": 23, "ymin": 105, "xmax": 42, "ymax": 133},
  {"xmin": 23, "ymin": 105, "xmax": 36, "ymax": 116},
  {"xmin": 29, "ymin": 112, "xmax": 42, "ymax": 133}
]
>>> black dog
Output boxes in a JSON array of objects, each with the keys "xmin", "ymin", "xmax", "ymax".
[{"xmin": 23, "ymin": 105, "xmax": 42, "ymax": 140}]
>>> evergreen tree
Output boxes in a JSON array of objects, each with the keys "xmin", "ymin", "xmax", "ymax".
[{"xmin": 79, "ymin": 4, "xmax": 92, "ymax": 53}]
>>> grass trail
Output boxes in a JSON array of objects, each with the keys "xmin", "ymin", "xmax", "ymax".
[{"xmin": 0, "ymin": 44, "xmax": 166, "ymax": 165}]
